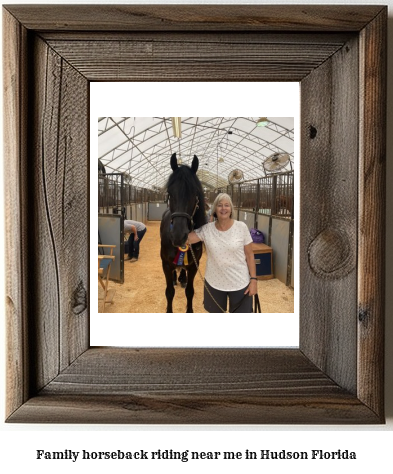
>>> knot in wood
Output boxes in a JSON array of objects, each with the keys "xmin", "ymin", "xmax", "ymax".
[
  {"xmin": 358, "ymin": 307, "xmax": 370, "ymax": 325},
  {"xmin": 308, "ymin": 228, "xmax": 355, "ymax": 279},
  {"xmin": 73, "ymin": 281, "xmax": 87, "ymax": 315},
  {"xmin": 309, "ymin": 125, "xmax": 317, "ymax": 139}
]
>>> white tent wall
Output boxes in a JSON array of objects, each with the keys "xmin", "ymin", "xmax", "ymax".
[{"xmin": 98, "ymin": 116, "xmax": 295, "ymax": 190}]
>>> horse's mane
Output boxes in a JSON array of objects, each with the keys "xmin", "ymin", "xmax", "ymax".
[{"xmin": 166, "ymin": 165, "xmax": 206, "ymax": 230}]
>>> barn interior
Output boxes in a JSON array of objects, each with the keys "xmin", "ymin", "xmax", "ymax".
[{"xmin": 98, "ymin": 117, "xmax": 295, "ymax": 314}]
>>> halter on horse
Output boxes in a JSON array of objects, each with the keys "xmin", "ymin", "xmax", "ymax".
[{"xmin": 160, "ymin": 153, "xmax": 205, "ymax": 313}]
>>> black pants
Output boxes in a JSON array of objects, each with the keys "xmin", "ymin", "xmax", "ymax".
[
  {"xmin": 127, "ymin": 227, "xmax": 147, "ymax": 258},
  {"xmin": 203, "ymin": 280, "xmax": 253, "ymax": 313}
]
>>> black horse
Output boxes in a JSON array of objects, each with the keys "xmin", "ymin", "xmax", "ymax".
[{"xmin": 160, "ymin": 153, "xmax": 205, "ymax": 313}]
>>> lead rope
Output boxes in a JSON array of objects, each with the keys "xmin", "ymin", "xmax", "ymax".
[{"xmin": 188, "ymin": 242, "xmax": 229, "ymax": 313}]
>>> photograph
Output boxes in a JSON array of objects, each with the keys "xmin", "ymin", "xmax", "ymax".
[{"xmin": 97, "ymin": 117, "xmax": 295, "ymax": 315}]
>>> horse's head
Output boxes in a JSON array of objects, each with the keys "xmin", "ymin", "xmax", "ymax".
[{"xmin": 167, "ymin": 153, "xmax": 202, "ymax": 247}]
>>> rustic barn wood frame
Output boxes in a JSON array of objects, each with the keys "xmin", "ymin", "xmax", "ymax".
[{"xmin": 3, "ymin": 5, "xmax": 386, "ymax": 424}]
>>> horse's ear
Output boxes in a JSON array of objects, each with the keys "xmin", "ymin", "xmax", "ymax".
[
  {"xmin": 191, "ymin": 155, "xmax": 199, "ymax": 173},
  {"xmin": 170, "ymin": 153, "xmax": 178, "ymax": 171}
]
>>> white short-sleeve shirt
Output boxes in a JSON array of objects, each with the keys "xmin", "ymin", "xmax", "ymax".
[
  {"xmin": 195, "ymin": 220, "xmax": 253, "ymax": 291},
  {"xmin": 124, "ymin": 220, "xmax": 146, "ymax": 233}
]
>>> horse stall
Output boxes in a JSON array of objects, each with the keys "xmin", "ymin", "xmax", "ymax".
[
  {"xmin": 238, "ymin": 181, "xmax": 258, "ymax": 228},
  {"xmin": 148, "ymin": 202, "xmax": 168, "ymax": 220},
  {"xmin": 130, "ymin": 202, "xmax": 148, "ymax": 222},
  {"xmin": 98, "ymin": 172, "xmax": 152, "ymax": 289},
  {"xmin": 216, "ymin": 172, "xmax": 294, "ymax": 288},
  {"xmin": 98, "ymin": 172, "xmax": 149, "ymax": 223},
  {"xmin": 98, "ymin": 214, "xmax": 124, "ymax": 283},
  {"xmin": 259, "ymin": 173, "xmax": 293, "ymax": 287},
  {"xmin": 98, "ymin": 172, "xmax": 127, "ymax": 216}
]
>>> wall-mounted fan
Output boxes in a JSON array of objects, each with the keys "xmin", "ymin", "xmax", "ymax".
[
  {"xmin": 228, "ymin": 169, "xmax": 244, "ymax": 184},
  {"xmin": 122, "ymin": 172, "xmax": 132, "ymax": 184},
  {"xmin": 262, "ymin": 153, "xmax": 290, "ymax": 173}
]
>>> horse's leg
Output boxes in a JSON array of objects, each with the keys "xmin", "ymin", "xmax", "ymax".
[
  {"xmin": 179, "ymin": 268, "xmax": 187, "ymax": 288},
  {"xmin": 185, "ymin": 266, "xmax": 197, "ymax": 313},
  {"xmin": 173, "ymin": 269, "xmax": 177, "ymax": 286},
  {"xmin": 163, "ymin": 264, "xmax": 175, "ymax": 313}
]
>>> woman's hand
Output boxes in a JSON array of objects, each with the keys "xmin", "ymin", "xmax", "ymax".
[
  {"xmin": 244, "ymin": 243, "xmax": 258, "ymax": 296},
  {"xmin": 244, "ymin": 279, "xmax": 258, "ymax": 296},
  {"xmin": 187, "ymin": 231, "xmax": 201, "ymax": 245}
]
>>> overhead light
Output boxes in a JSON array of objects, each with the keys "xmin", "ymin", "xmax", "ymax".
[
  {"xmin": 257, "ymin": 117, "xmax": 269, "ymax": 127},
  {"xmin": 171, "ymin": 117, "xmax": 181, "ymax": 138}
]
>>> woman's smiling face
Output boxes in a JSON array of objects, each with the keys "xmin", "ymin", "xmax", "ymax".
[{"xmin": 216, "ymin": 200, "xmax": 232, "ymax": 218}]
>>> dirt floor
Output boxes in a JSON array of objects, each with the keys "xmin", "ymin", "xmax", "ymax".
[{"xmin": 100, "ymin": 221, "xmax": 294, "ymax": 313}]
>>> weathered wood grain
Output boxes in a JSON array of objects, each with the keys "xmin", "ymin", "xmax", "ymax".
[
  {"xmin": 7, "ymin": 348, "xmax": 379, "ymax": 424},
  {"xmin": 3, "ymin": 5, "xmax": 386, "ymax": 424},
  {"xmin": 28, "ymin": 36, "xmax": 60, "ymax": 392},
  {"xmin": 44, "ymin": 348, "xmax": 340, "ymax": 394},
  {"xmin": 42, "ymin": 43, "xmax": 89, "ymax": 368},
  {"xmin": 30, "ymin": 36, "xmax": 90, "ymax": 385},
  {"xmin": 9, "ymin": 392, "xmax": 379, "ymax": 425},
  {"xmin": 358, "ymin": 9, "xmax": 387, "ymax": 417},
  {"xmin": 41, "ymin": 31, "xmax": 354, "ymax": 44},
  {"xmin": 45, "ymin": 38, "xmax": 348, "ymax": 82},
  {"xmin": 300, "ymin": 36, "xmax": 359, "ymax": 394},
  {"xmin": 3, "ymin": 5, "xmax": 384, "ymax": 32},
  {"xmin": 3, "ymin": 8, "xmax": 29, "ymax": 418}
]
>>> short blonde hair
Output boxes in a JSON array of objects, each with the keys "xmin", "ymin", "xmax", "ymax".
[{"xmin": 211, "ymin": 193, "xmax": 234, "ymax": 218}]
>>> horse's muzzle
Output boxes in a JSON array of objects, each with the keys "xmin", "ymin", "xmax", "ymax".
[
  {"xmin": 170, "ymin": 213, "xmax": 191, "ymax": 248},
  {"xmin": 171, "ymin": 233, "xmax": 189, "ymax": 248},
  {"xmin": 170, "ymin": 227, "xmax": 189, "ymax": 248}
]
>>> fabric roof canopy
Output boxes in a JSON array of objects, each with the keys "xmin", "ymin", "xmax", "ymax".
[{"xmin": 98, "ymin": 117, "xmax": 294, "ymax": 190}]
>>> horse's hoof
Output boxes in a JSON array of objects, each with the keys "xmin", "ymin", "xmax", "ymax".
[
  {"xmin": 186, "ymin": 309, "xmax": 194, "ymax": 313},
  {"xmin": 173, "ymin": 281, "xmax": 177, "ymax": 286},
  {"xmin": 181, "ymin": 282, "xmax": 187, "ymax": 289}
]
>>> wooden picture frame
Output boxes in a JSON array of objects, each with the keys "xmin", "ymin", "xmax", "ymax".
[{"xmin": 3, "ymin": 5, "xmax": 386, "ymax": 424}]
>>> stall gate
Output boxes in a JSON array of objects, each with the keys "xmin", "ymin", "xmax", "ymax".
[
  {"xmin": 98, "ymin": 214, "xmax": 124, "ymax": 283},
  {"xmin": 215, "ymin": 172, "xmax": 294, "ymax": 287},
  {"xmin": 98, "ymin": 172, "xmax": 154, "ymax": 223},
  {"xmin": 148, "ymin": 202, "xmax": 168, "ymax": 220}
]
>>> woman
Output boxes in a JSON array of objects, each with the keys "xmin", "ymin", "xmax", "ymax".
[{"xmin": 187, "ymin": 193, "xmax": 258, "ymax": 313}]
